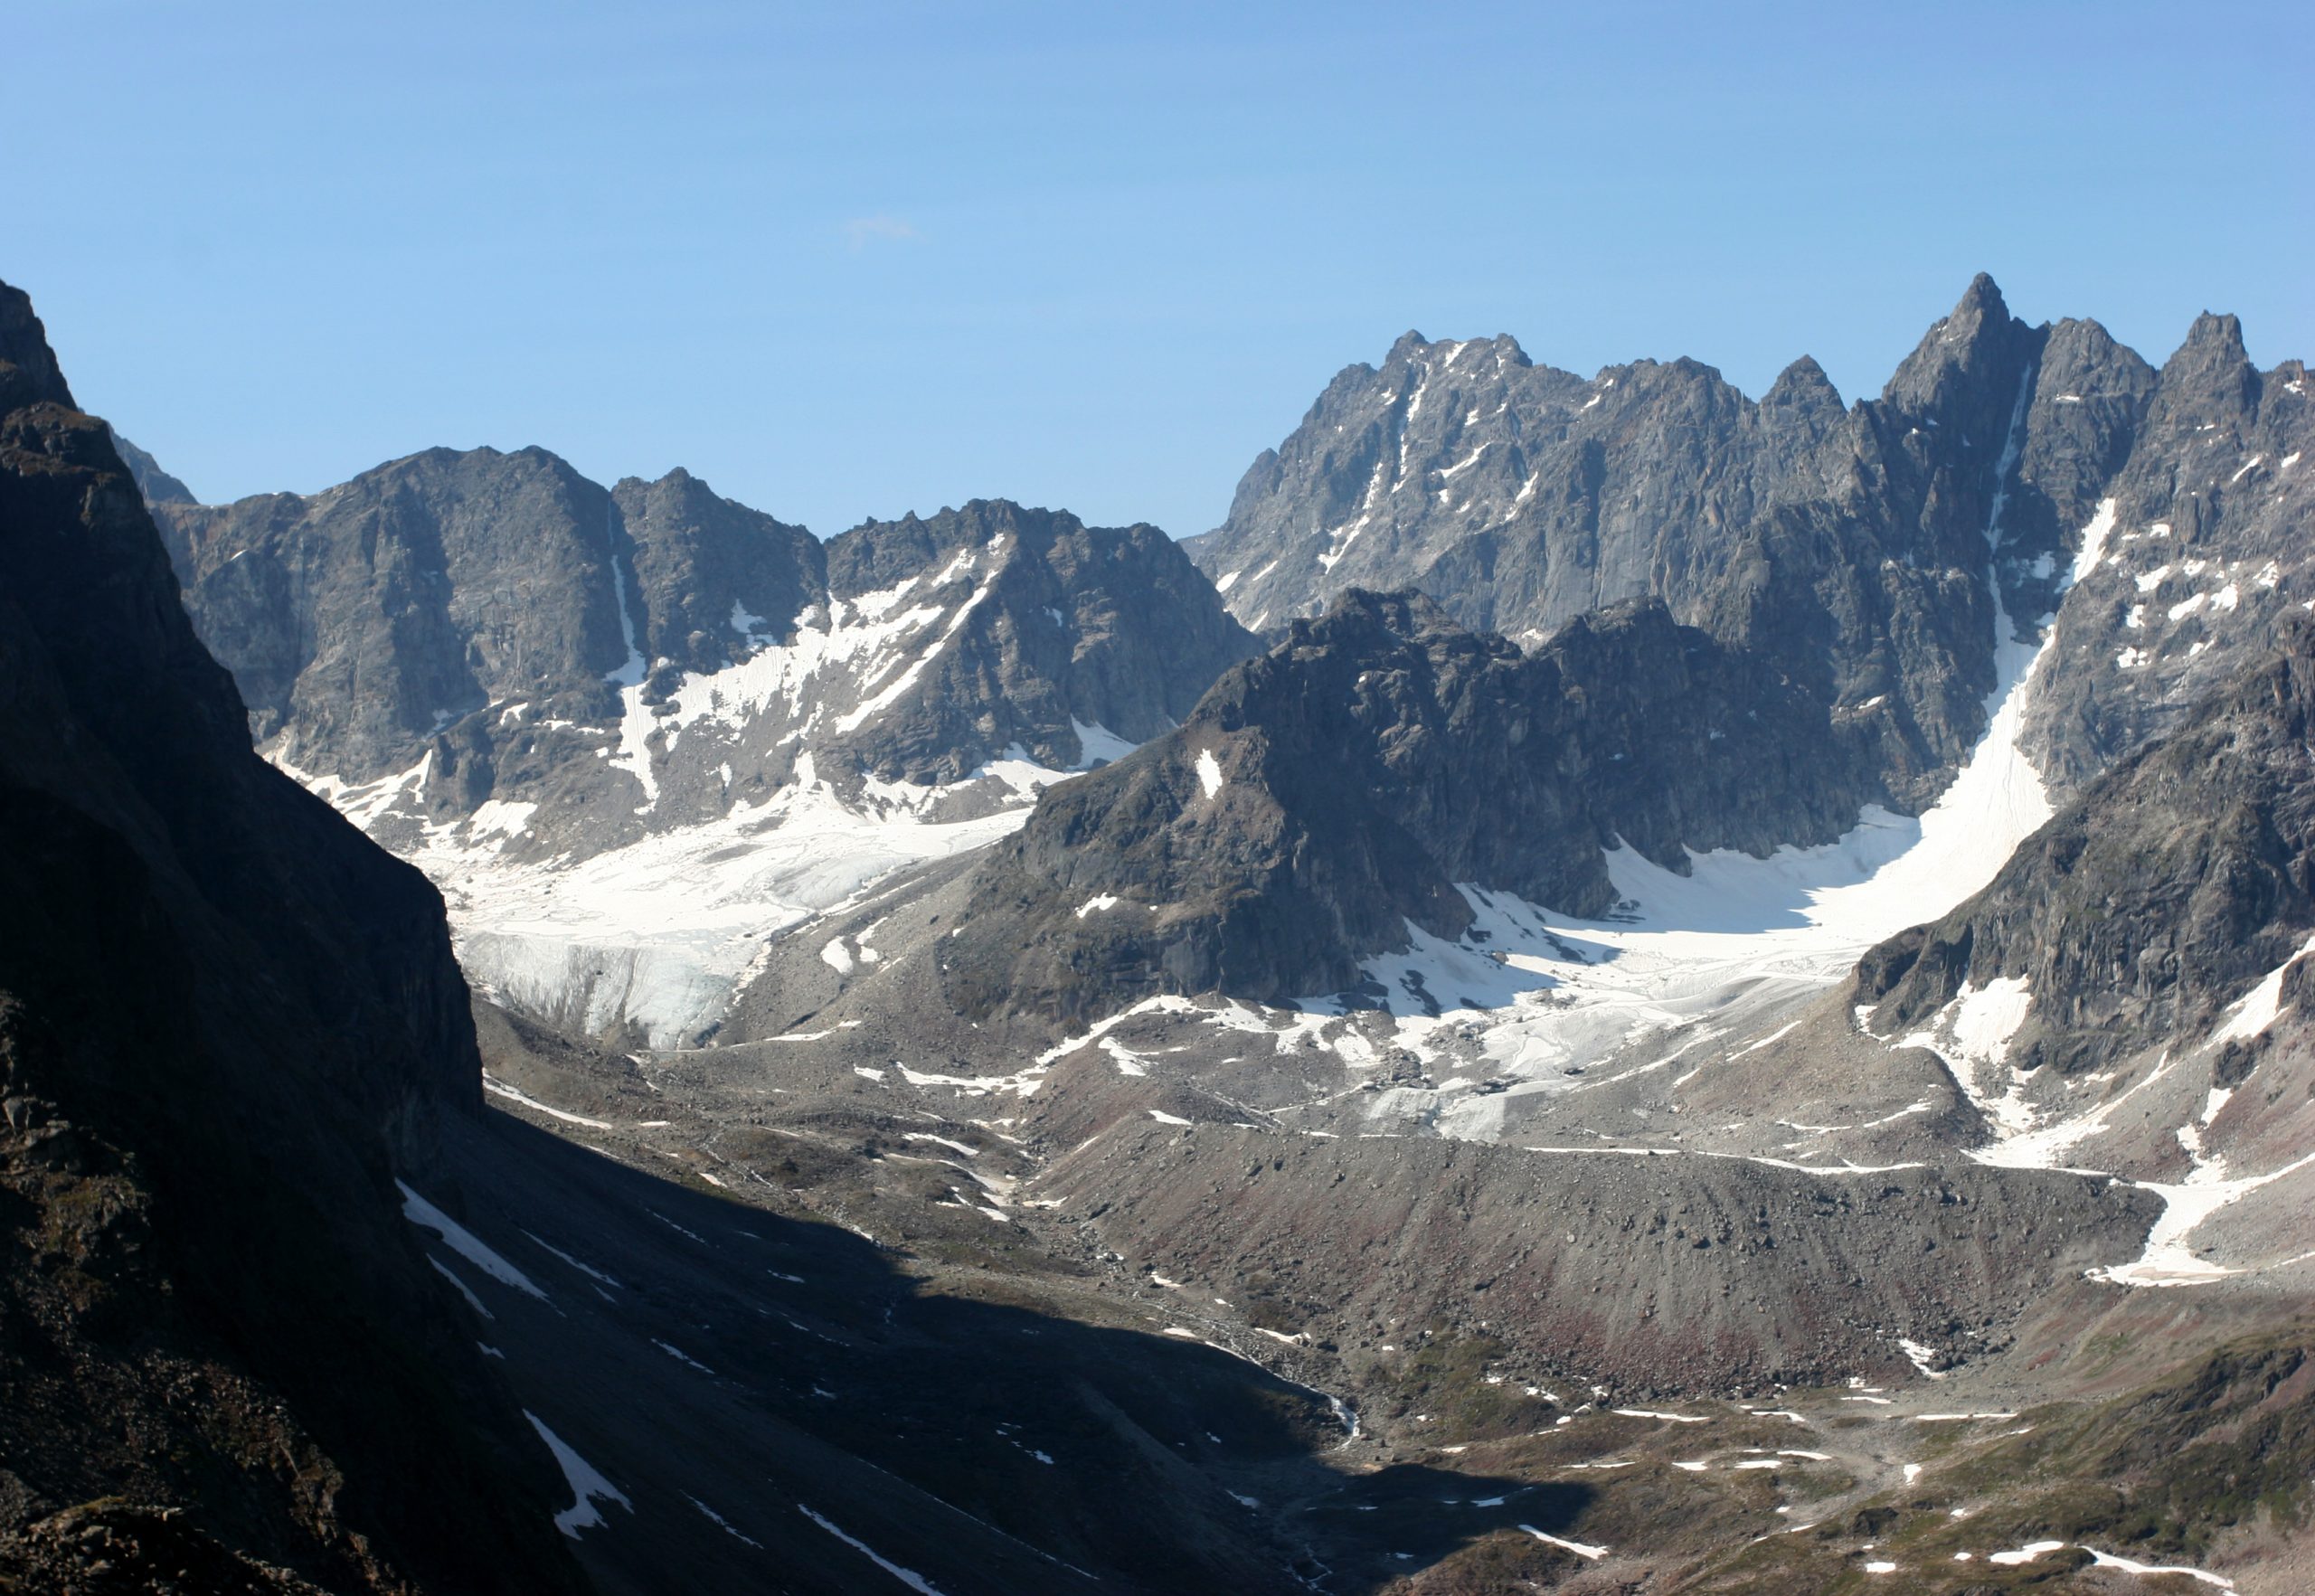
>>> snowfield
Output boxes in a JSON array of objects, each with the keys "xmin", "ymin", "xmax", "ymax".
[
  {"xmin": 279, "ymin": 716, "xmax": 1137, "ymax": 1048},
  {"xmin": 410, "ymin": 770, "xmax": 1043, "ymax": 1046}
]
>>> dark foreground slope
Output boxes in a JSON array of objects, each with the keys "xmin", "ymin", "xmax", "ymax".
[{"xmin": 0, "ymin": 281, "xmax": 583, "ymax": 1592}]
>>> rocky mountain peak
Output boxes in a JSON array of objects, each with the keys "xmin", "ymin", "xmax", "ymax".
[
  {"xmin": 612, "ymin": 464, "xmax": 820, "ymax": 675},
  {"xmin": 1288, "ymin": 584, "xmax": 1476, "ymax": 654},
  {"xmin": 1880, "ymin": 271, "xmax": 2036, "ymax": 415},
  {"xmin": 0, "ymin": 283, "xmax": 74, "ymax": 411},
  {"xmin": 1955, "ymin": 269, "xmax": 2010, "ymax": 324},
  {"xmin": 1384, "ymin": 328, "xmax": 1432, "ymax": 364},
  {"xmin": 1763, "ymin": 353, "xmax": 1842, "ymax": 411},
  {"xmin": 152, "ymin": 448, "xmax": 1256, "ymax": 1043},
  {"xmin": 2034, "ymin": 316, "xmax": 2151, "ymax": 398},
  {"xmin": 2155, "ymin": 309, "xmax": 2261, "ymax": 419},
  {"xmin": 827, "ymin": 496, "xmax": 1036, "ymax": 589},
  {"xmin": 1867, "ymin": 613, "xmax": 2315, "ymax": 1079},
  {"xmin": 940, "ymin": 585, "xmax": 1880, "ymax": 1022},
  {"xmin": 2179, "ymin": 307, "xmax": 2249, "ymax": 360}
]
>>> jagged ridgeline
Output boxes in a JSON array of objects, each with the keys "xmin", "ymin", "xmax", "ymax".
[
  {"xmin": 33, "ymin": 259, "xmax": 2315, "ymax": 1595},
  {"xmin": 153, "ymin": 468, "xmax": 1255, "ymax": 839},
  {"xmin": 1189, "ymin": 276, "xmax": 2312, "ymax": 806},
  {"xmin": 3, "ymin": 277, "xmax": 1484, "ymax": 1596}
]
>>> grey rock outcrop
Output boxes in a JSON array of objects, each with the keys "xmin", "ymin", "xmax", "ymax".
[
  {"xmin": 2021, "ymin": 317, "xmax": 2315, "ymax": 791},
  {"xmin": 105, "ymin": 426, "xmax": 194, "ymax": 504},
  {"xmin": 156, "ymin": 444, "xmax": 650, "ymax": 789}
]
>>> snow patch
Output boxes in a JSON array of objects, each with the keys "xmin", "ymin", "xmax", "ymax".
[
  {"xmin": 1071, "ymin": 718, "xmax": 1139, "ymax": 768},
  {"xmin": 1195, "ymin": 748, "xmax": 1224, "ymax": 799},
  {"xmin": 427, "ymin": 1258, "xmax": 493, "ymax": 1319},
  {"xmin": 798, "ymin": 1506, "xmax": 950, "ymax": 1594},
  {"xmin": 2213, "ymin": 932, "xmax": 2315, "ymax": 1044},
  {"xmin": 1896, "ymin": 1338, "xmax": 1949, "ymax": 1380},
  {"xmin": 1521, "ymin": 1526, "xmax": 1608, "ymax": 1560},
  {"xmin": 525, "ymin": 1412, "xmax": 630, "ymax": 1537},
  {"xmin": 398, "ymin": 1182, "xmax": 549, "ymax": 1301}
]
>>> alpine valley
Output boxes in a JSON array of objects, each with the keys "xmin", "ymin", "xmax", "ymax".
[{"xmin": 9, "ymin": 269, "xmax": 2315, "ymax": 1594}]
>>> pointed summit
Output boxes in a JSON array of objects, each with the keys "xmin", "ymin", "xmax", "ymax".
[
  {"xmin": 1385, "ymin": 329, "xmax": 1435, "ymax": 364},
  {"xmin": 1925, "ymin": 271, "xmax": 2017, "ymax": 362},
  {"xmin": 0, "ymin": 279, "xmax": 76, "ymax": 411},
  {"xmin": 1951, "ymin": 270, "xmax": 2010, "ymax": 329},
  {"xmin": 2172, "ymin": 310, "xmax": 2249, "ymax": 366},
  {"xmin": 2156, "ymin": 310, "xmax": 2259, "ymax": 420},
  {"xmin": 1882, "ymin": 271, "xmax": 2036, "ymax": 413},
  {"xmin": 1764, "ymin": 354, "xmax": 1841, "ymax": 411}
]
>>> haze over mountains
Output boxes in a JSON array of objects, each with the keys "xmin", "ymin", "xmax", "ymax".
[{"xmin": 13, "ymin": 267, "xmax": 2315, "ymax": 1592}]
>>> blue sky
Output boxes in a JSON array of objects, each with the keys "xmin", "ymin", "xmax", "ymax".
[{"xmin": 9, "ymin": 1, "xmax": 2309, "ymax": 538}]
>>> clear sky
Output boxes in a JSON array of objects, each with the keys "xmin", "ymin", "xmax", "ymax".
[{"xmin": 9, "ymin": 1, "xmax": 2309, "ymax": 539}]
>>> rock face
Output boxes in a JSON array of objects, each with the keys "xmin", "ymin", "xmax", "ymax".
[
  {"xmin": 1863, "ymin": 616, "xmax": 2315, "ymax": 1079},
  {"xmin": 0, "ymin": 280, "xmax": 582, "ymax": 1593},
  {"xmin": 2021, "ymin": 315, "xmax": 2315, "ymax": 791},
  {"xmin": 943, "ymin": 589, "xmax": 1880, "ymax": 1021},
  {"xmin": 1188, "ymin": 276, "xmax": 2310, "ymax": 808},
  {"xmin": 932, "ymin": 279, "xmax": 2310, "ymax": 1056},
  {"xmin": 155, "ymin": 471, "xmax": 1256, "ymax": 858},
  {"xmin": 156, "ymin": 444, "xmax": 657, "ymax": 798}
]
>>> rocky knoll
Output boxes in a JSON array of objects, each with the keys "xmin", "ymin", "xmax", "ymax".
[
  {"xmin": 941, "ymin": 588, "xmax": 1879, "ymax": 1022},
  {"xmin": 1191, "ymin": 276, "xmax": 2309, "ymax": 811},
  {"xmin": 0, "ymin": 280, "xmax": 581, "ymax": 1591}
]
